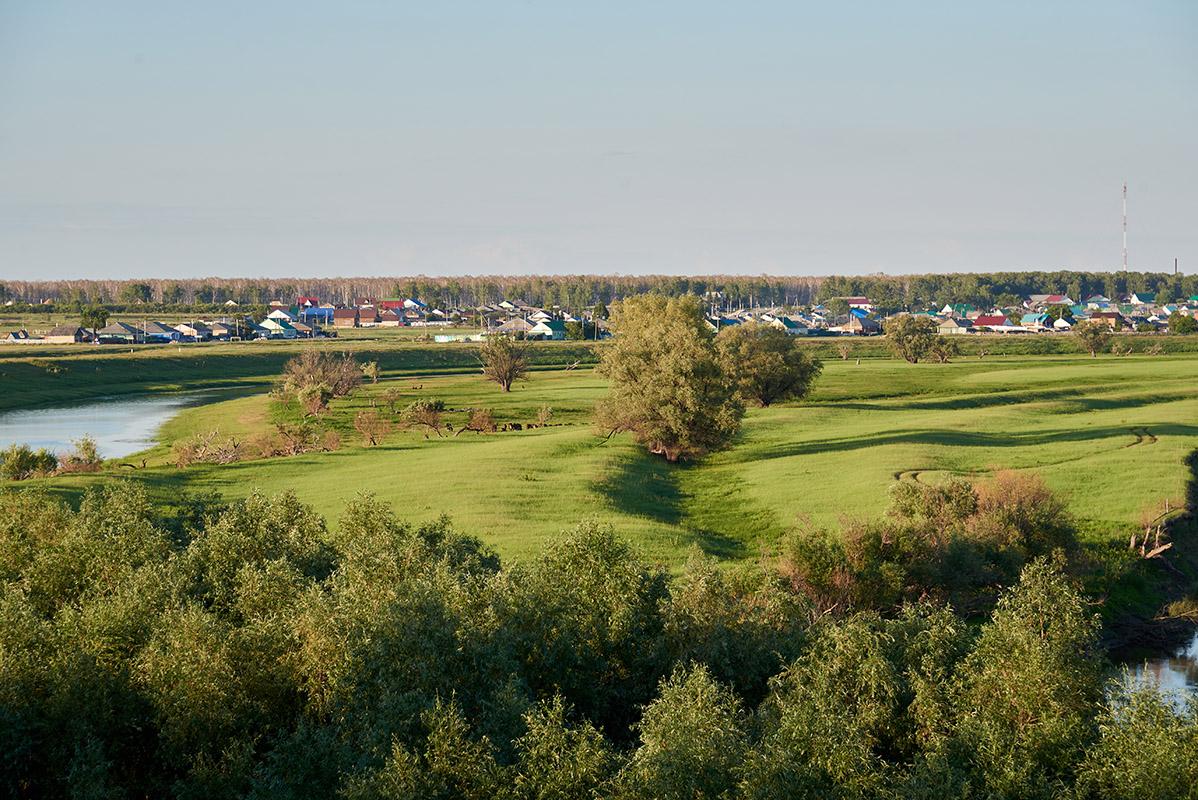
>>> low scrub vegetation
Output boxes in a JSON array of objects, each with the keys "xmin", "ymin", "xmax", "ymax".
[
  {"xmin": 782, "ymin": 471, "xmax": 1074, "ymax": 615},
  {"xmin": 0, "ymin": 484, "xmax": 1191, "ymax": 798},
  {"xmin": 1, "ymin": 436, "xmax": 101, "ymax": 480},
  {"xmin": 0, "ymin": 443, "xmax": 57, "ymax": 480}
]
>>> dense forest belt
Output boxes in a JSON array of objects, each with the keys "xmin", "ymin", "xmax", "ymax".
[{"xmin": 0, "ymin": 341, "xmax": 600, "ymax": 413}]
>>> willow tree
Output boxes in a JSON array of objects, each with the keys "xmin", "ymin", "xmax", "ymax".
[
  {"xmin": 886, "ymin": 314, "xmax": 938, "ymax": 363},
  {"xmin": 480, "ymin": 334, "xmax": 528, "ymax": 392},
  {"xmin": 595, "ymin": 295, "xmax": 742, "ymax": 462},
  {"xmin": 715, "ymin": 322, "xmax": 822, "ymax": 407}
]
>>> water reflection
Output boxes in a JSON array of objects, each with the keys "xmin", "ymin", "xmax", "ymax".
[
  {"xmin": 0, "ymin": 394, "xmax": 204, "ymax": 460},
  {"xmin": 1126, "ymin": 631, "xmax": 1198, "ymax": 698}
]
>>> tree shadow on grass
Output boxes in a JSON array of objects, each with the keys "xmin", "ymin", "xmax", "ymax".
[
  {"xmin": 593, "ymin": 449, "xmax": 683, "ymax": 526},
  {"xmin": 731, "ymin": 423, "xmax": 1198, "ymax": 464},
  {"xmin": 820, "ymin": 385, "xmax": 1195, "ymax": 415},
  {"xmin": 592, "ymin": 449, "xmax": 750, "ymax": 559}
]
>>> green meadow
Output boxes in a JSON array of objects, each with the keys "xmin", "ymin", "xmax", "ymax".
[{"xmin": 20, "ymin": 349, "xmax": 1198, "ymax": 580}]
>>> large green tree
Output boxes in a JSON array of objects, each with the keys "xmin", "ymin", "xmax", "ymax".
[
  {"xmin": 479, "ymin": 334, "xmax": 529, "ymax": 392},
  {"xmin": 886, "ymin": 314, "xmax": 938, "ymax": 363},
  {"xmin": 1072, "ymin": 319, "xmax": 1112, "ymax": 356},
  {"xmin": 80, "ymin": 305, "xmax": 108, "ymax": 337},
  {"xmin": 1169, "ymin": 312, "xmax": 1197, "ymax": 335},
  {"xmin": 595, "ymin": 294, "xmax": 743, "ymax": 462},
  {"xmin": 715, "ymin": 322, "xmax": 823, "ymax": 407}
]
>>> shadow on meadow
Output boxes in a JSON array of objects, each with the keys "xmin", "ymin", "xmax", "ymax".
[
  {"xmin": 820, "ymin": 384, "xmax": 1194, "ymax": 415},
  {"xmin": 731, "ymin": 422, "xmax": 1198, "ymax": 464},
  {"xmin": 593, "ymin": 449, "xmax": 683, "ymax": 526}
]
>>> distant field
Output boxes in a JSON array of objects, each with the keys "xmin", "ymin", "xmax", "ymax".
[
  {"xmin": 0, "ymin": 338, "xmax": 601, "ymax": 412},
  {"xmin": 20, "ymin": 352, "xmax": 1198, "ymax": 584}
]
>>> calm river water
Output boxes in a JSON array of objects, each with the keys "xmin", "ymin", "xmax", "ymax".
[
  {"xmin": 1126, "ymin": 630, "xmax": 1198, "ymax": 698},
  {"xmin": 0, "ymin": 394, "xmax": 203, "ymax": 460}
]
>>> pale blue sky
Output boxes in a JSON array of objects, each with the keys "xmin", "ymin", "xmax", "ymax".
[{"xmin": 0, "ymin": 1, "xmax": 1194, "ymax": 279}]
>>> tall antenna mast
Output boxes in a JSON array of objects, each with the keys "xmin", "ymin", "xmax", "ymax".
[{"xmin": 1122, "ymin": 181, "xmax": 1128, "ymax": 270}]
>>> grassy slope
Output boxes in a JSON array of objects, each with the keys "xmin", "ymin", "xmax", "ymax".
[{"xmin": 26, "ymin": 353, "xmax": 1198, "ymax": 579}]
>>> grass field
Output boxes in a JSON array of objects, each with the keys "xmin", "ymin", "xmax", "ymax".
[{"xmin": 19, "ymin": 352, "xmax": 1198, "ymax": 587}]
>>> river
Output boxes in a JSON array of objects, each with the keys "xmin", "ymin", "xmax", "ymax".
[
  {"xmin": 1125, "ymin": 630, "xmax": 1198, "ymax": 698},
  {"xmin": 0, "ymin": 393, "xmax": 206, "ymax": 460}
]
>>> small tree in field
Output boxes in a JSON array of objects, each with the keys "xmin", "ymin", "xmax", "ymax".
[
  {"xmin": 715, "ymin": 323, "xmax": 822, "ymax": 407},
  {"xmin": 297, "ymin": 383, "xmax": 333, "ymax": 417},
  {"xmin": 81, "ymin": 305, "xmax": 108, "ymax": 339},
  {"xmin": 382, "ymin": 387, "xmax": 402, "ymax": 414},
  {"xmin": 280, "ymin": 351, "xmax": 362, "ymax": 398},
  {"xmin": 886, "ymin": 314, "xmax": 937, "ymax": 363},
  {"xmin": 929, "ymin": 336, "xmax": 960, "ymax": 364},
  {"xmin": 360, "ymin": 360, "xmax": 380, "ymax": 384},
  {"xmin": 1072, "ymin": 320, "xmax": 1112, "ymax": 357},
  {"xmin": 354, "ymin": 409, "xmax": 391, "ymax": 446},
  {"xmin": 456, "ymin": 407, "xmax": 497, "ymax": 435},
  {"xmin": 1168, "ymin": 312, "xmax": 1197, "ymax": 335},
  {"xmin": 399, "ymin": 399, "xmax": 445, "ymax": 437},
  {"xmin": 480, "ymin": 334, "xmax": 528, "ymax": 392},
  {"xmin": 595, "ymin": 294, "xmax": 742, "ymax": 462}
]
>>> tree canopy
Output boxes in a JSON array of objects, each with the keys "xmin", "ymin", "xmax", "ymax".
[
  {"xmin": 886, "ymin": 314, "xmax": 938, "ymax": 363},
  {"xmin": 595, "ymin": 294, "xmax": 743, "ymax": 462},
  {"xmin": 0, "ymin": 483, "xmax": 1190, "ymax": 798},
  {"xmin": 480, "ymin": 334, "xmax": 529, "ymax": 392},
  {"xmin": 715, "ymin": 323, "xmax": 823, "ymax": 407},
  {"xmin": 1072, "ymin": 319, "xmax": 1113, "ymax": 357}
]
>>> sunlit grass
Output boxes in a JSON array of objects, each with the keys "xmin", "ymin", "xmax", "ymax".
[{"xmin": 29, "ymin": 353, "xmax": 1198, "ymax": 573}]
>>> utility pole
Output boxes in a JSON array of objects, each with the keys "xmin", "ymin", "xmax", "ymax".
[{"xmin": 1122, "ymin": 181, "xmax": 1128, "ymax": 270}]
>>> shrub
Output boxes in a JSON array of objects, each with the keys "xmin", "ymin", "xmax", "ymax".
[
  {"xmin": 399, "ymin": 400, "xmax": 446, "ymax": 437},
  {"xmin": 0, "ymin": 444, "xmax": 58, "ymax": 480},
  {"xmin": 353, "ymin": 410, "xmax": 392, "ymax": 446},
  {"xmin": 58, "ymin": 436, "xmax": 102, "ymax": 473},
  {"xmin": 172, "ymin": 431, "xmax": 244, "ymax": 468},
  {"xmin": 279, "ymin": 351, "xmax": 362, "ymax": 399},
  {"xmin": 456, "ymin": 408, "xmax": 497, "ymax": 435},
  {"xmin": 970, "ymin": 470, "xmax": 1072, "ymax": 555}
]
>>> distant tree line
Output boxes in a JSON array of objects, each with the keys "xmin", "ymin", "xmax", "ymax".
[
  {"xmin": 4, "ymin": 269, "xmax": 1195, "ymax": 313},
  {"xmin": 1, "ymin": 483, "xmax": 1192, "ymax": 799}
]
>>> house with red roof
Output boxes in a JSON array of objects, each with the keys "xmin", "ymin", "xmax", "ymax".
[{"xmin": 973, "ymin": 314, "xmax": 1022, "ymax": 332}]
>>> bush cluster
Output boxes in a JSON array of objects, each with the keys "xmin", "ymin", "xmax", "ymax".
[
  {"xmin": 782, "ymin": 471, "xmax": 1074, "ymax": 614},
  {"xmin": 1, "ymin": 484, "xmax": 1191, "ymax": 798}
]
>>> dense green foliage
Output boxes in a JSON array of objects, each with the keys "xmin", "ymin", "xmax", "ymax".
[
  {"xmin": 596, "ymin": 295, "xmax": 743, "ymax": 462},
  {"xmin": 1073, "ymin": 320, "xmax": 1114, "ymax": 357},
  {"xmin": 2, "ymin": 484, "xmax": 1193, "ymax": 798},
  {"xmin": 0, "ymin": 444, "xmax": 58, "ymax": 481},
  {"xmin": 1170, "ymin": 313, "xmax": 1197, "ymax": 335},
  {"xmin": 480, "ymin": 335, "xmax": 530, "ymax": 392},
  {"xmin": 886, "ymin": 315, "xmax": 938, "ymax": 363},
  {"xmin": 715, "ymin": 323, "xmax": 823, "ymax": 407}
]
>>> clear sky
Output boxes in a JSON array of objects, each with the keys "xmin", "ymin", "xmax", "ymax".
[{"xmin": 0, "ymin": 1, "xmax": 1194, "ymax": 279}]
